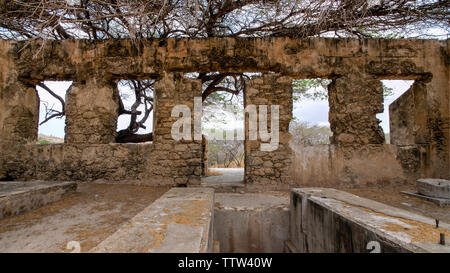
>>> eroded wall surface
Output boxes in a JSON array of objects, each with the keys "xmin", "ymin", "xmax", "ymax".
[{"xmin": 0, "ymin": 37, "xmax": 448, "ymax": 186}]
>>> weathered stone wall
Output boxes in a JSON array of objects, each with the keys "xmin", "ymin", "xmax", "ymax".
[
  {"xmin": 0, "ymin": 42, "xmax": 38, "ymax": 144},
  {"xmin": 152, "ymin": 72, "xmax": 203, "ymax": 186},
  {"xmin": 0, "ymin": 37, "xmax": 448, "ymax": 185},
  {"xmin": 0, "ymin": 72, "xmax": 204, "ymax": 185},
  {"xmin": 290, "ymin": 143, "xmax": 429, "ymax": 188},
  {"xmin": 0, "ymin": 143, "xmax": 154, "ymax": 182},
  {"xmin": 389, "ymin": 80, "xmax": 429, "ymax": 146},
  {"xmin": 245, "ymin": 74, "xmax": 292, "ymax": 185}
]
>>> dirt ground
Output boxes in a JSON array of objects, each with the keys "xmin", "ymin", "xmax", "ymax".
[
  {"xmin": 0, "ymin": 183, "xmax": 169, "ymax": 253},
  {"xmin": 342, "ymin": 184, "xmax": 450, "ymax": 223}
]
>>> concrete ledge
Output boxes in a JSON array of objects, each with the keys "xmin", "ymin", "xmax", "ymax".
[
  {"xmin": 214, "ymin": 192, "xmax": 290, "ymax": 253},
  {"xmin": 91, "ymin": 188, "xmax": 215, "ymax": 253},
  {"xmin": 401, "ymin": 191, "xmax": 450, "ymax": 207},
  {"xmin": 0, "ymin": 181, "xmax": 77, "ymax": 219},
  {"xmin": 290, "ymin": 188, "xmax": 450, "ymax": 253},
  {"xmin": 417, "ymin": 179, "xmax": 450, "ymax": 199}
]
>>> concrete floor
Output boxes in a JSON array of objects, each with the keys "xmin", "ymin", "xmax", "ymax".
[
  {"xmin": 202, "ymin": 168, "xmax": 244, "ymax": 183},
  {"xmin": 0, "ymin": 183, "xmax": 169, "ymax": 253}
]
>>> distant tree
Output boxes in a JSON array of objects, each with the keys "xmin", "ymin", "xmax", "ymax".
[
  {"xmin": 207, "ymin": 139, "xmax": 244, "ymax": 168},
  {"xmin": 292, "ymin": 78, "xmax": 394, "ymax": 102},
  {"xmin": 289, "ymin": 120, "xmax": 332, "ymax": 146}
]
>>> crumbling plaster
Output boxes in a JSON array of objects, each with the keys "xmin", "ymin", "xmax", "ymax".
[{"xmin": 0, "ymin": 37, "xmax": 448, "ymax": 186}]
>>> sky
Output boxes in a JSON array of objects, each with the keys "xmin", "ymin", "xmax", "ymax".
[{"xmin": 37, "ymin": 79, "xmax": 414, "ymax": 139}]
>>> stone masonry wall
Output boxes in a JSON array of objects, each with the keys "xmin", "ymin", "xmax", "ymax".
[
  {"xmin": 390, "ymin": 80, "xmax": 429, "ymax": 146},
  {"xmin": 0, "ymin": 38, "xmax": 448, "ymax": 185},
  {"xmin": 245, "ymin": 74, "xmax": 292, "ymax": 185},
  {"xmin": 0, "ymin": 143, "xmax": 153, "ymax": 182},
  {"xmin": 151, "ymin": 72, "xmax": 203, "ymax": 186},
  {"xmin": 0, "ymin": 42, "xmax": 38, "ymax": 144},
  {"xmin": 328, "ymin": 73, "xmax": 385, "ymax": 145},
  {"xmin": 0, "ymin": 72, "xmax": 204, "ymax": 185}
]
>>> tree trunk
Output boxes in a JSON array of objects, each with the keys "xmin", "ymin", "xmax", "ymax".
[{"xmin": 116, "ymin": 132, "xmax": 153, "ymax": 143}]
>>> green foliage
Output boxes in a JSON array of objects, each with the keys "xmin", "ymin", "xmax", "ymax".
[
  {"xmin": 385, "ymin": 133, "xmax": 390, "ymax": 144},
  {"xmin": 382, "ymin": 84, "xmax": 394, "ymax": 98},
  {"xmin": 292, "ymin": 79, "xmax": 331, "ymax": 102},
  {"xmin": 293, "ymin": 79, "xmax": 394, "ymax": 101},
  {"xmin": 202, "ymin": 91, "xmax": 244, "ymax": 128},
  {"xmin": 37, "ymin": 139, "xmax": 52, "ymax": 144},
  {"xmin": 207, "ymin": 139, "xmax": 244, "ymax": 168}
]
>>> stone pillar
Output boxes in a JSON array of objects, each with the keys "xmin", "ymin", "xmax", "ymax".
[
  {"xmin": 0, "ymin": 80, "xmax": 38, "ymax": 144},
  {"xmin": 0, "ymin": 41, "xmax": 39, "ymax": 145},
  {"xmin": 244, "ymin": 74, "xmax": 292, "ymax": 185},
  {"xmin": 151, "ymin": 72, "xmax": 202, "ymax": 185},
  {"xmin": 65, "ymin": 77, "xmax": 118, "ymax": 144},
  {"xmin": 328, "ymin": 74, "xmax": 385, "ymax": 145},
  {"xmin": 0, "ymin": 41, "xmax": 39, "ymax": 180}
]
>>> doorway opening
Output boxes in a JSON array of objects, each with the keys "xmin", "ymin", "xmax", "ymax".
[{"xmin": 186, "ymin": 72, "xmax": 249, "ymax": 184}]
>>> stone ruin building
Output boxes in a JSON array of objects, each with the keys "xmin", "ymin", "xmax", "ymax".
[
  {"xmin": 0, "ymin": 37, "xmax": 449, "ymax": 253},
  {"xmin": 1, "ymin": 37, "xmax": 448, "ymax": 186}
]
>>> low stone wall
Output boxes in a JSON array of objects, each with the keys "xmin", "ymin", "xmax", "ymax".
[
  {"xmin": 91, "ymin": 188, "xmax": 215, "ymax": 253},
  {"xmin": 289, "ymin": 188, "xmax": 450, "ymax": 253},
  {"xmin": 0, "ymin": 143, "xmax": 200, "ymax": 186},
  {"xmin": 0, "ymin": 181, "xmax": 77, "ymax": 219},
  {"xmin": 290, "ymin": 143, "xmax": 428, "ymax": 188}
]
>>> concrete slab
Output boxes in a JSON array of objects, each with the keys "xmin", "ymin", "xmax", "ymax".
[
  {"xmin": 214, "ymin": 192, "xmax": 290, "ymax": 253},
  {"xmin": 290, "ymin": 188, "xmax": 450, "ymax": 253},
  {"xmin": 0, "ymin": 184, "xmax": 168, "ymax": 253},
  {"xmin": 90, "ymin": 187, "xmax": 215, "ymax": 253},
  {"xmin": 401, "ymin": 191, "xmax": 450, "ymax": 207},
  {"xmin": 0, "ymin": 181, "xmax": 77, "ymax": 219},
  {"xmin": 417, "ymin": 178, "xmax": 450, "ymax": 199}
]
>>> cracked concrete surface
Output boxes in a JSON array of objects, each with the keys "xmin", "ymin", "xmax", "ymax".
[{"xmin": 0, "ymin": 183, "xmax": 169, "ymax": 253}]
